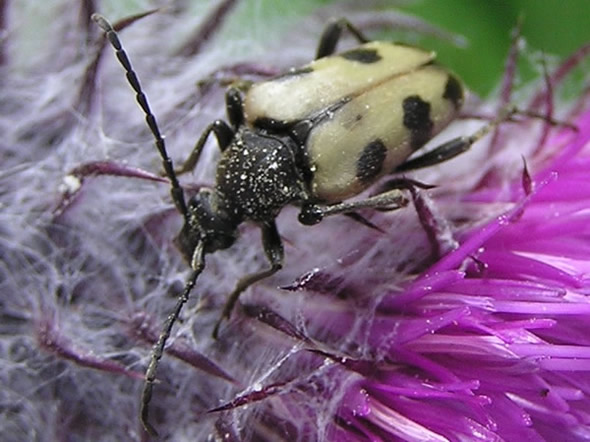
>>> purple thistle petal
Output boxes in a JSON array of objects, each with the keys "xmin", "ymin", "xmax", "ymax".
[
  {"xmin": 36, "ymin": 318, "xmax": 144, "ymax": 380},
  {"xmin": 54, "ymin": 161, "xmax": 168, "ymax": 216},
  {"xmin": 243, "ymin": 304, "xmax": 313, "ymax": 344},
  {"xmin": 130, "ymin": 312, "xmax": 237, "ymax": 383},
  {"xmin": 208, "ymin": 379, "xmax": 290, "ymax": 413}
]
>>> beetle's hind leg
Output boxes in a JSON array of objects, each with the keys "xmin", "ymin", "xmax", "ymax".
[
  {"xmin": 212, "ymin": 221, "xmax": 284, "ymax": 338},
  {"xmin": 395, "ymin": 105, "xmax": 577, "ymax": 173},
  {"xmin": 394, "ymin": 107, "xmax": 519, "ymax": 172},
  {"xmin": 316, "ymin": 18, "xmax": 370, "ymax": 59},
  {"xmin": 386, "ymin": 108, "xmax": 526, "ymax": 256}
]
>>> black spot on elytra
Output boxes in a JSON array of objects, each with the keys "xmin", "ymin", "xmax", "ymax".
[
  {"xmin": 443, "ymin": 74, "xmax": 464, "ymax": 109},
  {"xmin": 356, "ymin": 140, "xmax": 387, "ymax": 182},
  {"xmin": 341, "ymin": 48, "xmax": 381, "ymax": 64},
  {"xmin": 402, "ymin": 95, "xmax": 433, "ymax": 150}
]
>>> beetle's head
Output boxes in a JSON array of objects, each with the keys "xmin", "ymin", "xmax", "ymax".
[{"xmin": 175, "ymin": 188, "xmax": 238, "ymax": 262}]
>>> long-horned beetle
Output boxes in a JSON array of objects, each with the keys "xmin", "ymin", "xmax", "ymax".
[{"xmin": 92, "ymin": 13, "xmax": 523, "ymax": 435}]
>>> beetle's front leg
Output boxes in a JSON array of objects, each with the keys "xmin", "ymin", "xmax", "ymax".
[
  {"xmin": 176, "ymin": 88, "xmax": 248, "ymax": 175},
  {"xmin": 175, "ymin": 120, "xmax": 234, "ymax": 175},
  {"xmin": 315, "ymin": 18, "xmax": 370, "ymax": 59},
  {"xmin": 212, "ymin": 221, "xmax": 283, "ymax": 338}
]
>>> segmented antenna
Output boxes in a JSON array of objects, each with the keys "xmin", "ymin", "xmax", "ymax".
[
  {"xmin": 92, "ymin": 13, "xmax": 206, "ymax": 436},
  {"xmin": 91, "ymin": 13, "xmax": 188, "ymax": 218},
  {"xmin": 141, "ymin": 256, "xmax": 205, "ymax": 436}
]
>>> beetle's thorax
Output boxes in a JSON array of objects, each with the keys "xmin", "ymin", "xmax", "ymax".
[{"xmin": 215, "ymin": 127, "xmax": 306, "ymax": 223}]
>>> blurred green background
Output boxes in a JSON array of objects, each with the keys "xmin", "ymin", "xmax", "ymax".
[
  {"xmin": 104, "ymin": 0, "xmax": 589, "ymax": 98},
  {"xmin": 235, "ymin": 0, "xmax": 590, "ymax": 97},
  {"xmin": 393, "ymin": 0, "xmax": 590, "ymax": 97}
]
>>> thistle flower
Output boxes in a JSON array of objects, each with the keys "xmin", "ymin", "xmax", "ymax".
[{"xmin": 1, "ymin": 2, "xmax": 590, "ymax": 441}]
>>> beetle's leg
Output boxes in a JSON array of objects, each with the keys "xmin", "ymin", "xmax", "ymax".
[
  {"xmin": 299, "ymin": 189, "xmax": 409, "ymax": 226},
  {"xmin": 396, "ymin": 107, "xmax": 518, "ymax": 172},
  {"xmin": 225, "ymin": 87, "xmax": 245, "ymax": 129},
  {"xmin": 176, "ymin": 87, "xmax": 249, "ymax": 174},
  {"xmin": 316, "ymin": 18, "xmax": 370, "ymax": 59},
  {"xmin": 175, "ymin": 120, "xmax": 234, "ymax": 175},
  {"xmin": 300, "ymin": 180, "xmax": 452, "ymax": 260},
  {"xmin": 395, "ymin": 136, "xmax": 474, "ymax": 172},
  {"xmin": 212, "ymin": 221, "xmax": 283, "ymax": 338},
  {"xmin": 394, "ymin": 105, "xmax": 573, "ymax": 172},
  {"xmin": 177, "ymin": 86, "xmax": 247, "ymax": 175},
  {"xmin": 176, "ymin": 87, "xmax": 245, "ymax": 175}
]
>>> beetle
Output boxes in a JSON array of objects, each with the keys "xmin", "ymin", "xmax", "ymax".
[{"xmin": 92, "ymin": 14, "xmax": 515, "ymax": 435}]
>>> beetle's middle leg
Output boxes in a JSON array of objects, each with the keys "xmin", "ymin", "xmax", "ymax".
[
  {"xmin": 298, "ymin": 188, "xmax": 410, "ymax": 226},
  {"xmin": 298, "ymin": 177, "xmax": 437, "ymax": 226},
  {"xmin": 212, "ymin": 220, "xmax": 283, "ymax": 338},
  {"xmin": 299, "ymin": 179, "xmax": 452, "ymax": 260}
]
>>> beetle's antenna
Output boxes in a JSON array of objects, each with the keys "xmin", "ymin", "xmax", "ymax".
[
  {"xmin": 91, "ymin": 14, "xmax": 205, "ymax": 435},
  {"xmin": 140, "ymin": 242, "xmax": 206, "ymax": 436},
  {"xmin": 91, "ymin": 13, "xmax": 188, "ymax": 218}
]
